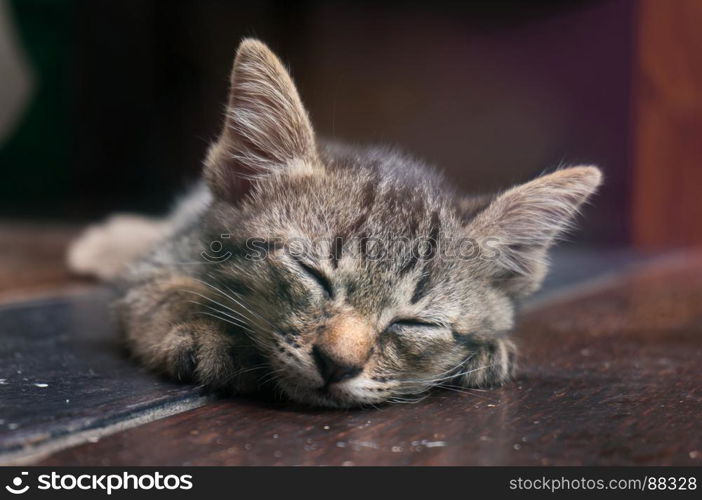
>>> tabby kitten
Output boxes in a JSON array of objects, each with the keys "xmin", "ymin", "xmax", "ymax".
[{"xmin": 68, "ymin": 39, "xmax": 601, "ymax": 407}]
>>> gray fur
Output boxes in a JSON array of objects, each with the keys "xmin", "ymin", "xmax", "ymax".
[{"xmin": 68, "ymin": 39, "xmax": 601, "ymax": 407}]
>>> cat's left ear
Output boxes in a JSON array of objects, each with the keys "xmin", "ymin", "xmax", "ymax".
[
  {"xmin": 466, "ymin": 166, "xmax": 603, "ymax": 297},
  {"xmin": 204, "ymin": 39, "xmax": 319, "ymax": 203}
]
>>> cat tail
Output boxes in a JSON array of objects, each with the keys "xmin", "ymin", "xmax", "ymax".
[{"xmin": 67, "ymin": 214, "xmax": 168, "ymax": 281}]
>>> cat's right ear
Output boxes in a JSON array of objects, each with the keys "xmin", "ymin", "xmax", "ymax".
[{"xmin": 204, "ymin": 39, "xmax": 319, "ymax": 203}]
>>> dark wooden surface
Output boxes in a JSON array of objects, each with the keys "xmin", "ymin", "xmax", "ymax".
[
  {"xmin": 632, "ymin": 0, "xmax": 702, "ymax": 248},
  {"xmin": 0, "ymin": 222, "xmax": 88, "ymax": 302},
  {"xmin": 0, "ymin": 290, "xmax": 207, "ymax": 461},
  {"xmin": 0, "ymin": 223, "xmax": 208, "ymax": 462},
  {"xmin": 34, "ymin": 251, "xmax": 702, "ymax": 466}
]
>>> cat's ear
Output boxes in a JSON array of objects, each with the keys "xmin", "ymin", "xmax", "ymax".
[
  {"xmin": 204, "ymin": 39, "xmax": 319, "ymax": 202},
  {"xmin": 466, "ymin": 166, "xmax": 602, "ymax": 297}
]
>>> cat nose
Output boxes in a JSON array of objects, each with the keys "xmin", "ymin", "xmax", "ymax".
[{"xmin": 312, "ymin": 345, "xmax": 362, "ymax": 385}]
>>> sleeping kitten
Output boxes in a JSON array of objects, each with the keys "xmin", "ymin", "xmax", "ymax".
[{"xmin": 68, "ymin": 39, "xmax": 602, "ymax": 407}]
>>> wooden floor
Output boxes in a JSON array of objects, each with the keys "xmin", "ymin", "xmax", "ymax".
[
  {"xmin": 0, "ymin": 222, "xmax": 89, "ymax": 301},
  {"xmin": 0, "ymin": 223, "xmax": 700, "ymax": 465}
]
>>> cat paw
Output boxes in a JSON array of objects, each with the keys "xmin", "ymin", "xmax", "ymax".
[
  {"xmin": 158, "ymin": 320, "xmax": 249, "ymax": 392},
  {"xmin": 159, "ymin": 324, "xmax": 199, "ymax": 382},
  {"xmin": 458, "ymin": 337, "xmax": 517, "ymax": 388}
]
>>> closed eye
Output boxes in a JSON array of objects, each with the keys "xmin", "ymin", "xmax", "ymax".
[
  {"xmin": 291, "ymin": 256, "xmax": 334, "ymax": 298},
  {"xmin": 389, "ymin": 318, "xmax": 442, "ymax": 330}
]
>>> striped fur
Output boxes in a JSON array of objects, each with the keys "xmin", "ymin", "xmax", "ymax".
[{"xmin": 68, "ymin": 39, "xmax": 601, "ymax": 407}]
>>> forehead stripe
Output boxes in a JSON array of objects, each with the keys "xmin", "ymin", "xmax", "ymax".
[
  {"xmin": 330, "ymin": 180, "xmax": 378, "ymax": 267},
  {"xmin": 409, "ymin": 211, "xmax": 441, "ymax": 304}
]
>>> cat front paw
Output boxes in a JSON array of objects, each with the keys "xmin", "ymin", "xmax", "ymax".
[
  {"xmin": 151, "ymin": 320, "xmax": 246, "ymax": 392},
  {"xmin": 160, "ymin": 323, "xmax": 199, "ymax": 382},
  {"xmin": 458, "ymin": 337, "xmax": 517, "ymax": 389}
]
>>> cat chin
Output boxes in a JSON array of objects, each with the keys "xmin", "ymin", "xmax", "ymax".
[{"xmin": 275, "ymin": 378, "xmax": 389, "ymax": 409}]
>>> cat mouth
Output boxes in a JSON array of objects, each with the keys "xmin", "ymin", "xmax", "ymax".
[
  {"xmin": 315, "ymin": 388, "xmax": 347, "ymax": 405},
  {"xmin": 274, "ymin": 377, "xmax": 360, "ymax": 407},
  {"xmin": 316, "ymin": 383, "xmax": 343, "ymax": 399},
  {"xmin": 314, "ymin": 381, "xmax": 389, "ymax": 408}
]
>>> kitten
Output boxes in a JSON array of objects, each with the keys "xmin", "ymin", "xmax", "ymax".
[{"xmin": 68, "ymin": 39, "xmax": 602, "ymax": 407}]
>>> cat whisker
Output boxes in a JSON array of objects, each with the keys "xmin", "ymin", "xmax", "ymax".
[
  {"xmin": 186, "ymin": 283, "xmax": 276, "ymax": 343},
  {"xmin": 388, "ymin": 393, "xmax": 429, "ymax": 405},
  {"xmin": 231, "ymin": 363, "xmax": 270, "ymax": 382},
  {"xmin": 400, "ymin": 363, "xmax": 466, "ymax": 386},
  {"xmin": 222, "ymin": 284, "xmax": 278, "ymax": 330},
  {"xmin": 258, "ymin": 366, "xmax": 286, "ymax": 387},
  {"xmin": 197, "ymin": 278, "xmax": 276, "ymax": 333},
  {"xmin": 181, "ymin": 289, "xmax": 250, "ymax": 324},
  {"xmin": 438, "ymin": 385, "xmax": 497, "ymax": 400},
  {"xmin": 398, "ymin": 353, "xmax": 480, "ymax": 389},
  {"xmin": 193, "ymin": 311, "xmax": 270, "ymax": 353},
  {"xmin": 187, "ymin": 300, "xmax": 253, "ymax": 332}
]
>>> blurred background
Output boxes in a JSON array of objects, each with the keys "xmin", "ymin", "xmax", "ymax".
[{"xmin": 0, "ymin": 0, "xmax": 699, "ymax": 249}]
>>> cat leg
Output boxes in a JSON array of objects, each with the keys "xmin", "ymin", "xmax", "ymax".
[
  {"xmin": 117, "ymin": 274, "xmax": 260, "ymax": 393},
  {"xmin": 457, "ymin": 336, "xmax": 517, "ymax": 388},
  {"xmin": 67, "ymin": 214, "xmax": 168, "ymax": 280}
]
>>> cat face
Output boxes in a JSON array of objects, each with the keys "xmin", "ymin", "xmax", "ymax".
[
  {"xmin": 199, "ymin": 39, "xmax": 601, "ymax": 407},
  {"xmin": 203, "ymin": 160, "xmax": 516, "ymax": 406}
]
